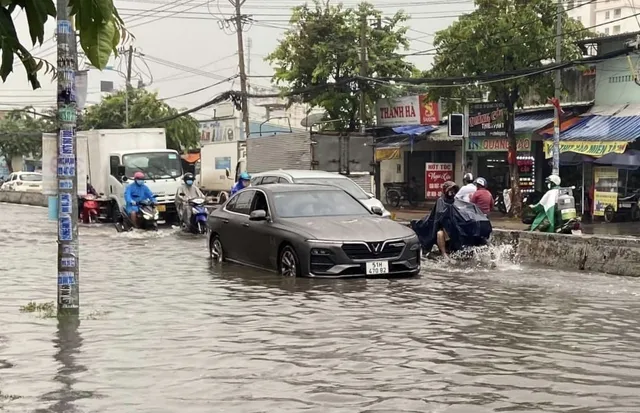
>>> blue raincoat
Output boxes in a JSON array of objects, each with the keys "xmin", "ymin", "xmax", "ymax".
[
  {"xmin": 124, "ymin": 182, "xmax": 156, "ymax": 214},
  {"xmin": 230, "ymin": 181, "xmax": 247, "ymax": 196}
]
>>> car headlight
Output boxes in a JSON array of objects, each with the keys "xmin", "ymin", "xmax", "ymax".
[{"xmin": 310, "ymin": 248, "xmax": 332, "ymax": 255}]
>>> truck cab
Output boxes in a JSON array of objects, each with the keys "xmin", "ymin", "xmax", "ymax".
[{"xmin": 108, "ymin": 149, "xmax": 183, "ymax": 221}]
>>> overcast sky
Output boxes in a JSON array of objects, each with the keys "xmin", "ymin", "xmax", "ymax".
[{"xmin": 1, "ymin": 0, "xmax": 473, "ymax": 119}]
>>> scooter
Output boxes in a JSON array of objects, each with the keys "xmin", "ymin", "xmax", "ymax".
[
  {"xmin": 185, "ymin": 197, "xmax": 208, "ymax": 234},
  {"xmin": 530, "ymin": 186, "xmax": 582, "ymax": 235},
  {"xmin": 80, "ymin": 194, "xmax": 99, "ymax": 224},
  {"xmin": 114, "ymin": 199, "xmax": 159, "ymax": 232}
]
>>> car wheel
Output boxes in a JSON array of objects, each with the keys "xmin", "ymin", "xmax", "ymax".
[
  {"xmin": 210, "ymin": 234, "xmax": 225, "ymax": 263},
  {"xmin": 279, "ymin": 245, "xmax": 300, "ymax": 277},
  {"xmin": 219, "ymin": 192, "xmax": 228, "ymax": 204}
]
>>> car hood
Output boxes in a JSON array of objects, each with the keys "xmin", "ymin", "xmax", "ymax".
[{"xmin": 282, "ymin": 216, "xmax": 415, "ymax": 242}]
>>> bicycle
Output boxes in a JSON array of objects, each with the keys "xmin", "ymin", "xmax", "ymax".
[{"xmin": 384, "ymin": 182, "xmax": 417, "ymax": 208}]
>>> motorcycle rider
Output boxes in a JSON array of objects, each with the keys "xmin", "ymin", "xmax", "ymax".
[
  {"xmin": 436, "ymin": 181, "xmax": 460, "ymax": 258},
  {"xmin": 546, "ymin": 174, "xmax": 561, "ymax": 189},
  {"xmin": 124, "ymin": 171, "xmax": 156, "ymax": 228},
  {"xmin": 230, "ymin": 171, "xmax": 251, "ymax": 196},
  {"xmin": 175, "ymin": 172, "xmax": 205, "ymax": 227},
  {"xmin": 470, "ymin": 177, "xmax": 494, "ymax": 215},
  {"xmin": 456, "ymin": 173, "xmax": 477, "ymax": 202}
]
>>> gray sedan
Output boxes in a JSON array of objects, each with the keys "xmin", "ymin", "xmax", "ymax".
[{"xmin": 207, "ymin": 184, "xmax": 421, "ymax": 278}]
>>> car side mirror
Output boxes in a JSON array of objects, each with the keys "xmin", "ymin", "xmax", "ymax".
[
  {"xmin": 121, "ymin": 175, "xmax": 128, "ymax": 183},
  {"xmin": 371, "ymin": 206, "xmax": 383, "ymax": 216},
  {"xmin": 249, "ymin": 209, "xmax": 267, "ymax": 221},
  {"xmin": 366, "ymin": 192, "xmax": 375, "ymax": 198},
  {"xmin": 225, "ymin": 168, "xmax": 230, "ymax": 178}
]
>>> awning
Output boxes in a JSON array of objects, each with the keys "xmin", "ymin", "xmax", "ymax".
[
  {"xmin": 551, "ymin": 115, "xmax": 640, "ymax": 142},
  {"xmin": 181, "ymin": 153, "xmax": 200, "ymax": 163},
  {"xmin": 515, "ymin": 111, "xmax": 555, "ymax": 134},
  {"xmin": 375, "ymin": 125, "xmax": 437, "ymax": 148},
  {"xmin": 391, "ymin": 125, "xmax": 437, "ymax": 136},
  {"xmin": 539, "ymin": 116, "xmax": 586, "ymax": 136}
]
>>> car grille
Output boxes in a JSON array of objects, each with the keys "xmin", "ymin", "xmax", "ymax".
[{"xmin": 341, "ymin": 241, "xmax": 405, "ymax": 260}]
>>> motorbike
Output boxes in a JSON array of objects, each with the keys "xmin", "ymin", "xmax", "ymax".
[
  {"xmin": 530, "ymin": 186, "xmax": 582, "ymax": 235},
  {"xmin": 184, "ymin": 197, "xmax": 208, "ymax": 234},
  {"xmin": 114, "ymin": 199, "xmax": 159, "ymax": 232},
  {"xmin": 80, "ymin": 194, "xmax": 99, "ymax": 224}
]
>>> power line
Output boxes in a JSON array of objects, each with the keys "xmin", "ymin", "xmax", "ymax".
[{"xmin": 159, "ymin": 75, "xmax": 238, "ymax": 100}]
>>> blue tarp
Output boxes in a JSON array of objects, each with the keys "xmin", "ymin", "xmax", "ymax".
[{"xmin": 390, "ymin": 125, "xmax": 438, "ymax": 136}]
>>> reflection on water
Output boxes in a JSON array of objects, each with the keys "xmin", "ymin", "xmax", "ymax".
[{"xmin": 2, "ymin": 203, "xmax": 640, "ymax": 412}]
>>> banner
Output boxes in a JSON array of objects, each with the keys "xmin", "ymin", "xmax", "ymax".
[
  {"xmin": 374, "ymin": 148, "xmax": 400, "ymax": 161},
  {"xmin": 75, "ymin": 70, "xmax": 88, "ymax": 110},
  {"xmin": 42, "ymin": 134, "xmax": 87, "ymax": 196},
  {"xmin": 592, "ymin": 166, "xmax": 618, "ymax": 216},
  {"xmin": 425, "ymin": 162, "xmax": 453, "ymax": 199},
  {"xmin": 543, "ymin": 141, "xmax": 628, "ymax": 158},
  {"xmin": 468, "ymin": 102, "xmax": 506, "ymax": 138},
  {"xmin": 375, "ymin": 95, "xmax": 440, "ymax": 127},
  {"xmin": 466, "ymin": 136, "xmax": 531, "ymax": 152}
]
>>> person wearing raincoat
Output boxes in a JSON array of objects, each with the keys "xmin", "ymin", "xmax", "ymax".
[{"xmin": 125, "ymin": 171, "xmax": 156, "ymax": 228}]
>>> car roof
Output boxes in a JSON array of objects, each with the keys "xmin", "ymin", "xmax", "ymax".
[
  {"xmin": 252, "ymin": 169, "xmax": 349, "ymax": 180},
  {"xmin": 256, "ymin": 183, "xmax": 343, "ymax": 193},
  {"xmin": 17, "ymin": 172, "xmax": 41, "ymax": 175}
]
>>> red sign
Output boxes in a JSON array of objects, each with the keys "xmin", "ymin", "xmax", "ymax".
[
  {"xmin": 425, "ymin": 162, "xmax": 453, "ymax": 199},
  {"xmin": 420, "ymin": 98, "xmax": 439, "ymax": 124}
]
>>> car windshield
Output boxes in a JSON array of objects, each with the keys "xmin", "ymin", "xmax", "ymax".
[
  {"xmin": 122, "ymin": 152, "xmax": 182, "ymax": 179},
  {"xmin": 273, "ymin": 190, "xmax": 370, "ymax": 218},
  {"xmin": 19, "ymin": 174, "xmax": 41, "ymax": 182},
  {"xmin": 295, "ymin": 177, "xmax": 369, "ymax": 200}
]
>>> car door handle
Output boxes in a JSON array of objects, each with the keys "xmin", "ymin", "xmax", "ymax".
[
  {"xmin": 242, "ymin": 223, "xmax": 249, "ymax": 227},
  {"xmin": 222, "ymin": 219, "xmax": 229, "ymax": 224}
]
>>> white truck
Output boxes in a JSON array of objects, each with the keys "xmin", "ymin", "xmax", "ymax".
[
  {"xmin": 195, "ymin": 141, "xmax": 246, "ymax": 203},
  {"xmin": 81, "ymin": 128, "xmax": 183, "ymax": 222}
]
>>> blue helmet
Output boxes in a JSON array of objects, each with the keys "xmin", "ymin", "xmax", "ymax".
[{"xmin": 239, "ymin": 172, "xmax": 251, "ymax": 181}]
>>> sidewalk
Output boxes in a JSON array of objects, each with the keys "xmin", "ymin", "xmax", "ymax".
[{"xmin": 388, "ymin": 207, "xmax": 640, "ymax": 238}]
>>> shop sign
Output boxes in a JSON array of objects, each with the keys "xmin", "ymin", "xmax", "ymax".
[
  {"xmin": 593, "ymin": 166, "xmax": 618, "ymax": 216},
  {"xmin": 468, "ymin": 102, "xmax": 506, "ymax": 138},
  {"xmin": 466, "ymin": 137, "xmax": 531, "ymax": 152},
  {"xmin": 424, "ymin": 162, "xmax": 453, "ymax": 199},
  {"xmin": 375, "ymin": 95, "xmax": 440, "ymax": 127},
  {"xmin": 374, "ymin": 148, "xmax": 400, "ymax": 161},
  {"xmin": 543, "ymin": 140, "xmax": 628, "ymax": 158}
]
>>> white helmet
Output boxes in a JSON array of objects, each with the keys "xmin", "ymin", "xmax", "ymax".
[
  {"xmin": 463, "ymin": 173, "xmax": 474, "ymax": 184},
  {"xmin": 546, "ymin": 174, "xmax": 561, "ymax": 187},
  {"xmin": 474, "ymin": 177, "xmax": 487, "ymax": 187}
]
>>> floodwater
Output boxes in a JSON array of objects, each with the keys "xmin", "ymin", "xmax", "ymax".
[{"xmin": 2, "ymin": 203, "xmax": 640, "ymax": 413}]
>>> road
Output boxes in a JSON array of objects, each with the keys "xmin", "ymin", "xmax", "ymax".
[{"xmin": 1, "ymin": 203, "xmax": 640, "ymax": 412}]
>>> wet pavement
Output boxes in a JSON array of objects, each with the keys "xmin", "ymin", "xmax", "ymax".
[
  {"xmin": 390, "ymin": 208, "xmax": 640, "ymax": 238},
  {"xmin": 2, "ymin": 203, "xmax": 640, "ymax": 412}
]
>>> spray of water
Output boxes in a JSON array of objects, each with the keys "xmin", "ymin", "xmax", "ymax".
[{"xmin": 421, "ymin": 243, "xmax": 520, "ymax": 274}]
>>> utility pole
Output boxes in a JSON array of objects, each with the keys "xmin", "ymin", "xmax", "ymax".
[
  {"xmin": 125, "ymin": 45, "xmax": 133, "ymax": 127},
  {"xmin": 56, "ymin": 0, "xmax": 80, "ymax": 316},
  {"xmin": 247, "ymin": 37, "xmax": 251, "ymax": 92},
  {"xmin": 552, "ymin": 0, "xmax": 562, "ymax": 176},
  {"xmin": 359, "ymin": 14, "xmax": 368, "ymax": 134},
  {"xmin": 230, "ymin": 0, "xmax": 250, "ymax": 139}
]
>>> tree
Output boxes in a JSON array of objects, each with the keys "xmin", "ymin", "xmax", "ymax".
[
  {"xmin": 1, "ymin": 0, "xmax": 124, "ymax": 89},
  {"xmin": 266, "ymin": 0, "xmax": 417, "ymax": 131},
  {"xmin": 82, "ymin": 88, "xmax": 200, "ymax": 150},
  {"xmin": 427, "ymin": 0, "xmax": 590, "ymax": 216},
  {"xmin": 0, "ymin": 108, "xmax": 54, "ymax": 171}
]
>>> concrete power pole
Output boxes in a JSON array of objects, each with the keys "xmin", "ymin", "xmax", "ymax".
[
  {"xmin": 231, "ymin": 0, "xmax": 251, "ymax": 139},
  {"xmin": 552, "ymin": 0, "xmax": 563, "ymax": 176},
  {"xmin": 359, "ymin": 14, "xmax": 368, "ymax": 134},
  {"xmin": 125, "ymin": 45, "xmax": 134, "ymax": 127},
  {"xmin": 56, "ymin": 0, "xmax": 80, "ymax": 316}
]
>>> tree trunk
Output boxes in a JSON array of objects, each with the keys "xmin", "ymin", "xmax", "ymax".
[{"xmin": 505, "ymin": 102, "xmax": 521, "ymax": 218}]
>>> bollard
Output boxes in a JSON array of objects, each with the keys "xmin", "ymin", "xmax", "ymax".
[{"xmin": 48, "ymin": 196, "xmax": 58, "ymax": 221}]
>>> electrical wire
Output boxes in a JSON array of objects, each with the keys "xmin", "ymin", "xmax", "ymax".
[{"xmin": 159, "ymin": 75, "xmax": 238, "ymax": 100}]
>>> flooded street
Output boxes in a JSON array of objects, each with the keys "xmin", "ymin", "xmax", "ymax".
[{"xmin": 2, "ymin": 203, "xmax": 640, "ymax": 412}]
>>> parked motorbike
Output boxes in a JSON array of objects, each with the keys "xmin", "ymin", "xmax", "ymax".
[
  {"xmin": 602, "ymin": 189, "xmax": 640, "ymax": 222},
  {"xmin": 80, "ymin": 194, "xmax": 99, "ymax": 224},
  {"xmin": 114, "ymin": 199, "xmax": 159, "ymax": 232},
  {"xmin": 184, "ymin": 197, "xmax": 208, "ymax": 234}
]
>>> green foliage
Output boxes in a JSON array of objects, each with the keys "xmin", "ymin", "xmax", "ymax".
[
  {"xmin": 19, "ymin": 300, "xmax": 55, "ymax": 318},
  {"xmin": 82, "ymin": 88, "xmax": 200, "ymax": 150},
  {"xmin": 427, "ymin": 0, "xmax": 591, "ymax": 215},
  {"xmin": 0, "ymin": 0, "xmax": 124, "ymax": 89},
  {"xmin": 267, "ymin": 0, "xmax": 416, "ymax": 131},
  {"xmin": 0, "ymin": 107, "xmax": 52, "ymax": 171}
]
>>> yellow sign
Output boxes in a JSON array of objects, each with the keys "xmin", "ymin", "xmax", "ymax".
[
  {"xmin": 592, "ymin": 166, "xmax": 619, "ymax": 216},
  {"xmin": 375, "ymin": 147, "xmax": 400, "ymax": 161},
  {"xmin": 543, "ymin": 141, "xmax": 628, "ymax": 158}
]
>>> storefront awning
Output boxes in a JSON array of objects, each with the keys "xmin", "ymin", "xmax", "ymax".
[
  {"xmin": 515, "ymin": 111, "xmax": 555, "ymax": 134},
  {"xmin": 181, "ymin": 153, "xmax": 200, "ymax": 163},
  {"xmin": 374, "ymin": 125, "xmax": 438, "ymax": 148},
  {"xmin": 390, "ymin": 125, "xmax": 438, "ymax": 136},
  {"xmin": 551, "ymin": 115, "xmax": 640, "ymax": 142},
  {"xmin": 538, "ymin": 116, "xmax": 586, "ymax": 136}
]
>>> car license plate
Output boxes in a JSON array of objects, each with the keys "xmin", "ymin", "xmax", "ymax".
[
  {"xmin": 156, "ymin": 204, "xmax": 166, "ymax": 212},
  {"xmin": 366, "ymin": 261, "xmax": 389, "ymax": 275},
  {"xmin": 621, "ymin": 203, "xmax": 632, "ymax": 208}
]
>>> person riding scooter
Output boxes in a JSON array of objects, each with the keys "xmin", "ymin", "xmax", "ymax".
[
  {"xmin": 230, "ymin": 171, "xmax": 251, "ymax": 196},
  {"xmin": 530, "ymin": 174, "xmax": 567, "ymax": 233},
  {"xmin": 175, "ymin": 172, "xmax": 205, "ymax": 227},
  {"xmin": 124, "ymin": 171, "xmax": 156, "ymax": 228},
  {"xmin": 456, "ymin": 173, "xmax": 476, "ymax": 202}
]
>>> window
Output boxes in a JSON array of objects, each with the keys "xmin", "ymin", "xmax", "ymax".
[
  {"xmin": 260, "ymin": 176, "xmax": 278, "ymax": 184},
  {"xmin": 277, "ymin": 177, "xmax": 289, "ymax": 183},
  {"xmin": 250, "ymin": 177, "xmax": 263, "ymax": 185},
  {"xmin": 576, "ymin": 16, "xmax": 581, "ymax": 22},
  {"xmin": 251, "ymin": 191, "xmax": 270, "ymax": 215},
  {"xmin": 109, "ymin": 156, "xmax": 120, "ymax": 177},
  {"xmin": 225, "ymin": 195, "xmax": 238, "ymax": 210},
  {"xmin": 614, "ymin": 8, "xmax": 621, "ymax": 17},
  {"xmin": 605, "ymin": 27, "xmax": 610, "ymax": 34},
  {"xmin": 605, "ymin": 11, "xmax": 610, "ymax": 19},
  {"xmin": 229, "ymin": 190, "xmax": 254, "ymax": 215},
  {"xmin": 18, "ymin": 174, "xmax": 41, "ymax": 182},
  {"xmin": 273, "ymin": 190, "xmax": 370, "ymax": 218},
  {"xmin": 122, "ymin": 152, "xmax": 182, "ymax": 180},
  {"xmin": 295, "ymin": 177, "xmax": 370, "ymax": 200},
  {"xmin": 613, "ymin": 25, "xmax": 621, "ymax": 33}
]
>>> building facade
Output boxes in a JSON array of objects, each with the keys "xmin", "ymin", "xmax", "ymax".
[{"xmin": 567, "ymin": 0, "xmax": 640, "ymax": 35}]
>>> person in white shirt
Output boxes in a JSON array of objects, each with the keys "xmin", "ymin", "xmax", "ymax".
[{"xmin": 456, "ymin": 173, "xmax": 477, "ymax": 202}]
